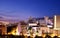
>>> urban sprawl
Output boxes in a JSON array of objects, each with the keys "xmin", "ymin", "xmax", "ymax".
[{"xmin": 0, "ymin": 15, "xmax": 60, "ymax": 38}]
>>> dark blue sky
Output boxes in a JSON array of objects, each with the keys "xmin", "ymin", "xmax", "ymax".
[{"xmin": 0, "ymin": 0, "xmax": 60, "ymax": 20}]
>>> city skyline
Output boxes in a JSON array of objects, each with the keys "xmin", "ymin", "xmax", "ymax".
[{"xmin": 0, "ymin": 0, "xmax": 60, "ymax": 20}]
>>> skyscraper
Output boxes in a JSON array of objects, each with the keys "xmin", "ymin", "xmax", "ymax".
[{"xmin": 54, "ymin": 15, "xmax": 60, "ymax": 30}]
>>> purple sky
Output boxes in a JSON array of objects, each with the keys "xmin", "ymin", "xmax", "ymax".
[{"xmin": 0, "ymin": 0, "xmax": 60, "ymax": 20}]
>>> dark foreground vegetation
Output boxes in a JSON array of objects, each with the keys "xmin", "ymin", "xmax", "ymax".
[{"xmin": 0, "ymin": 35, "xmax": 60, "ymax": 38}]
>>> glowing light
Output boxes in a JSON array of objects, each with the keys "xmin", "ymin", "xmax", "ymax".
[
  {"xmin": 29, "ymin": 23, "xmax": 37, "ymax": 26},
  {"xmin": 8, "ymin": 27, "xmax": 20, "ymax": 35},
  {"xmin": 42, "ymin": 34, "xmax": 46, "ymax": 38},
  {"xmin": 51, "ymin": 34, "xmax": 56, "ymax": 37},
  {"xmin": 58, "ymin": 35, "xmax": 60, "ymax": 37},
  {"xmin": 47, "ymin": 25, "xmax": 52, "ymax": 27},
  {"xmin": 15, "ymin": 27, "xmax": 20, "ymax": 35},
  {"xmin": 54, "ymin": 15, "xmax": 56, "ymax": 29}
]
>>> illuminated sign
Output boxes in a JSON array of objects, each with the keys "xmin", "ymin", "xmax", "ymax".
[{"xmin": 29, "ymin": 23, "xmax": 37, "ymax": 26}]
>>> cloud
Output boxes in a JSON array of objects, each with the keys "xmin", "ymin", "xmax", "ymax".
[{"xmin": 2, "ymin": 16, "xmax": 19, "ymax": 20}]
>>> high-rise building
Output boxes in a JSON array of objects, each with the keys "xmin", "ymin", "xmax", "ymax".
[{"xmin": 54, "ymin": 15, "xmax": 60, "ymax": 30}]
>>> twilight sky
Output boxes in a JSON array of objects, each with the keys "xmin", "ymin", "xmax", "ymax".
[{"xmin": 0, "ymin": 0, "xmax": 60, "ymax": 20}]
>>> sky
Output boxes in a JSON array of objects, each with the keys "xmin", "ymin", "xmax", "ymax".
[{"xmin": 0, "ymin": 0, "xmax": 60, "ymax": 20}]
